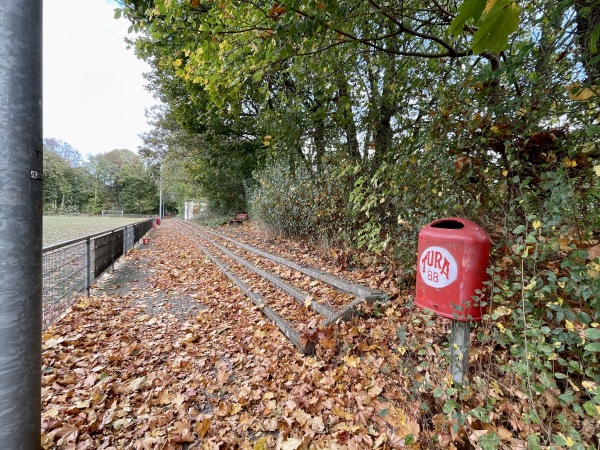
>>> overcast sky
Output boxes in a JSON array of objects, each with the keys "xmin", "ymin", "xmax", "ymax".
[{"xmin": 43, "ymin": 0, "xmax": 156, "ymax": 157}]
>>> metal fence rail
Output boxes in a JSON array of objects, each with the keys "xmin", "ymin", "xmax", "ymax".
[{"xmin": 42, "ymin": 218, "xmax": 154, "ymax": 328}]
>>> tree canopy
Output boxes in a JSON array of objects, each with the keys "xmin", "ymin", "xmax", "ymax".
[{"xmin": 117, "ymin": 0, "xmax": 599, "ymax": 446}]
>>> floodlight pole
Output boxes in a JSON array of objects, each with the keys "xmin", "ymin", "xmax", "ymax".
[
  {"xmin": 0, "ymin": 1, "xmax": 44, "ymax": 448},
  {"xmin": 159, "ymin": 161, "xmax": 163, "ymax": 219}
]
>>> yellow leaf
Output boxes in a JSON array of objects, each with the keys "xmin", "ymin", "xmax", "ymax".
[
  {"xmin": 343, "ymin": 355, "xmax": 360, "ymax": 368},
  {"xmin": 567, "ymin": 84, "xmax": 599, "ymax": 101},
  {"xmin": 502, "ymin": 169, "xmax": 508, "ymax": 177},
  {"xmin": 491, "ymin": 380, "xmax": 504, "ymax": 397},
  {"xmin": 524, "ymin": 278, "xmax": 536, "ymax": 291},
  {"xmin": 174, "ymin": 58, "xmax": 183, "ymax": 67},
  {"xmin": 532, "ymin": 220, "xmax": 541, "ymax": 229},
  {"xmin": 565, "ymin": 319, "xmax": 574, "ymax": 331},
  {"xmin": 558, "ymin": 433, "xmax": 575, "ymax": 447},
  {"xmin": 254, "ymin": 436, "xmax": 268, "ymax": 450},
  {"xmin": 495, "ymin": 306, "xmax": 512, "ymax": 316},
  {"xmin": 483, "ymin": 0, "xmax": 498, "ymax": 13},
  {"xmin": 43, "ymin": 407, "xmax": 60, "ymax": 418},
  {"xmin": 594, "ymin": 165, "xmax": 600, "ymax": 176},
  {"xmin": 582, "ymin": 380, "xmax": 596, "ymax": 390},
  {"xmin": 383, "ymin": 404, "xmax": 420, "ymax": 438},
  {"xmin": 567, "ymin": 378, "xmax": 580, "ymax": 392},
  {"xmin": 333, "ymin": 405, "xmax": 353, "ymax": 420},
  {"xmin": 304, "ymin": 295, "xmax": 313, "ymax": 306}
]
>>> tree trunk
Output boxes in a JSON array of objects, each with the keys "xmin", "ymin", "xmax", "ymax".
[
  {"xmin": 576, "ymin": 0, "xmax": 600, "ymax": 83},
  {"xmin": 372, "ymin": 65, "xmax": 396, "ymax": 165},
  {"xmin": 313, "ymin": 120, "xmax": 326, "ymax": 172},
  {"xmin": 336, "ymin": 77, "xmax": 361, "ymax": 160}
]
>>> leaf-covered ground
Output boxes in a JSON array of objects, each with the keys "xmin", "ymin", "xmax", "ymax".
[{"xmin": 42, "ymin": 219, "xmax": 538, "ymax": 449}]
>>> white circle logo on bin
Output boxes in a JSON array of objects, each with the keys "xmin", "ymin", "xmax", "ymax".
[{"xmin": 419, "ymin": 246, "xmax": 458, "ymax": 288}]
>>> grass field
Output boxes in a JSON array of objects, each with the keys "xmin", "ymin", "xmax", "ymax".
[{"xmin": 43, "ymin": 216, "xmax": 150, "ymax": 246}]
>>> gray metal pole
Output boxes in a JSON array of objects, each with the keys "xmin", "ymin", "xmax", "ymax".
[
  {"xmin": 0, "ymin": 0, "xmax": 43, "ymax": 448},
  {"xmin": 159, "ymin": 161, "xmax": 163, "ymax": 219},
  {"xmin": 450, "ymin": 320, "xmax": 470, "ymax": 384}
]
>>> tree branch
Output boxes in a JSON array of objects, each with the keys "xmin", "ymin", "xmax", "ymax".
[
  {"xmin": 366, "ymin": 0, "xmax": 463, "ymax": 56},
  {"xmin": 291, "ymin": 6, "xmax": 467, "ymax": 59}
]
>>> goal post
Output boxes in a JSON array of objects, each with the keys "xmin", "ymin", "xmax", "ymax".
[{"xmin": 101, "ymin": 210, "xmax": 124, "ymax": 218}]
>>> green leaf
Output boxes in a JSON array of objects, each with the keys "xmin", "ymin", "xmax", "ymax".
[
  {"xmin": 396, "ymin": 325, "xmax": 407, "ymax": 343},
  {"xmin": 583, "ymin": 401, "xmax": 598, "ymax": 417},
  {"xmin": 449, "ymin": 0, "xmax": 486, "ymax": 36},
  {"xmin": 512, "ymin": 224, "xmax": 526, "ymax": 234},
  {"xmin": 584, "ymin": 328, "xmax": 600, "ymax": 340},
  {"xmin": 558, "ymin": 391, "xmax": 575, "ymax": 406},
  {"xmin": 377, "ymin": 408, "xmax": 389, "ymax": 417},
  {"xmin": 527, "ymin": 434, "xmax": 541, "ymax": 450},
  {"xmin": 443, "ymin": 399, "xmax": 460, "ymax": 414},
  {"xmin": 585, "ymin": 124, "xmax": 600, "ymax": 137},
  {"xmin": 472, "ymin": 0, "xmax": 520, "ymax": 54},
  {"xmin": 584, "ymin": 342, "xmax": 600, "ymax": 352}
]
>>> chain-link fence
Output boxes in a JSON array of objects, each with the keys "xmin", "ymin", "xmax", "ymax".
[{"xmin": 42, "ymin": 218, "xmax": 154, "ymax": 328}]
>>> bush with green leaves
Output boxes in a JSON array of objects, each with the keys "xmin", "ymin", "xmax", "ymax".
[{"xmin": 249, "ymin": 159, "xmax": 351, "ymax": 243}]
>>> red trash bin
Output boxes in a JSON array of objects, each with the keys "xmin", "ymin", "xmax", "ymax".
[
  {"xmin": 415, "ymin": 218, "xmax": 490, "ymax": 321},
  {"xmin": 157, "ymin": 217, "xmax": 161, "ymax": 225}
]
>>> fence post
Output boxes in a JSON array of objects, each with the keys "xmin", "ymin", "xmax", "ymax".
[
  {"xmin": 111, "ymin": 230, "xmax": 115, "ymax": 272},
  {"xmin": 0, "ymin": 0, "xmax": 43, "ymax": 447},
  {"xmin": 85, "ymin": 238, "xmax": 91, "ymax": 297}
]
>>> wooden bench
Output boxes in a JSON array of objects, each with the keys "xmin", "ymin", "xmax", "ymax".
[{"xmin": 228, "ymin": 213, "xmax": 248, "ymax": 226}]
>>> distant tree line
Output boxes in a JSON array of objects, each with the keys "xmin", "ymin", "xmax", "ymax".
[{"xmin": 43, "ymin": 138, "xmax": 162, "ymax": 215}]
